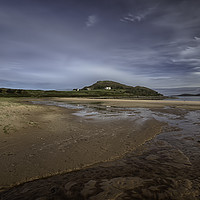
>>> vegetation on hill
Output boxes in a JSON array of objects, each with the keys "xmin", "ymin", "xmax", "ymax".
[
  {"xmin": 0, "ymin": 81, "xmax": 163, "ymax": 98},
  {"xmin": 82, "ymin": 81, "xmax": 131, "ymax": 90},
  {"xmin": 82, "ymin": 81, "xmax": 162, "ymax": 96}
]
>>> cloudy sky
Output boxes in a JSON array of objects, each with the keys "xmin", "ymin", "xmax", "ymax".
[{"xmin": 0, "ymin": 0, "xmax": 200, "ymax": 90}]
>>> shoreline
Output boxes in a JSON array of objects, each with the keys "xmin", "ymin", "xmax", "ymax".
[
  {"xmin": 0, "ymin": 98, "xmax": 164, "ymax": 189},
  {"xmin": 52, "ymin": 97, "xmax": 200, "ymax": 109},
  {"xmin": 0, "ymin": 97, "xmax": 200, "ymax": 199}
]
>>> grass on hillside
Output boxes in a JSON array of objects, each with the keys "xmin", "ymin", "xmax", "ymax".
[{"xmin": 0, "ymin": 89, "xmax": 164, "ymax": 99}]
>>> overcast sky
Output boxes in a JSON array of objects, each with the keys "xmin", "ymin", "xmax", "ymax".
[{"xmin": 0, "ymin": 0, "xmax": 200, "ymax": 90}]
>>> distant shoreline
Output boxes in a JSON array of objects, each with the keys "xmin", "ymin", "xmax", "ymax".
[{"xmin": 52, "ymin": 97, "xmax": 200, "ymax": 109}]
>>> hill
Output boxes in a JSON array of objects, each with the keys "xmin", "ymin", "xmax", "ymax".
[
  {"xmin": 82, "ymin": 81, "xmax": 162, "ymax": 96},
  {"xmin": 0, "ymin": 81, "xmax": 163, "ymax": 98},
  {"xmin": 82, "ymin": 81, "xmax": 131, "ymax": 90}
]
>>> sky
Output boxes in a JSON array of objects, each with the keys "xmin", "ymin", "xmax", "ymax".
[{"xmin": 0, "ymin": 0, "xmax": 200, "ymax": 90}]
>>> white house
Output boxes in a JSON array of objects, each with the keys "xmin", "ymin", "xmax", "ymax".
[{"xmin": 105, "ymin": 87, "xmax": 112, "ymax": 90}]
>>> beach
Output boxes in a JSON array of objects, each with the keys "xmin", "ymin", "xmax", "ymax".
[
  {"xmin": 0, "ymin": 98, "xmax": 200, "ymax": 199},
  {"xmin": 53, "ymin": 97, "xmax": 200, "ymax": 109}
]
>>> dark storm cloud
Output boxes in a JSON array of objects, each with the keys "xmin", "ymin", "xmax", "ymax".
[{"xmin": 0, "ymin": 0, "xmax": 200, "ymax": 89}]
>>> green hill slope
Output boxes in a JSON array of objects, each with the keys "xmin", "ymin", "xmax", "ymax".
[
  {"xmin": 82, "ymin": 81, "xmax": 162, "ymax": 96},
  {"xmin": 0, "ymin": 81, "xmax": 163, "ymax": 98},
  {"xmin": 83, "ymin": 81, "xmax": 131, "ymax": 90}
]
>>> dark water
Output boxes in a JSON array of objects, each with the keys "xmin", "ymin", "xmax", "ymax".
[
  {"xmin": 166, "ymin": 96, "xmax": 200, "ymax": 101},
  {"xmin": 155, "ymin": 87, "xmax": 200, "ymax": 97}
]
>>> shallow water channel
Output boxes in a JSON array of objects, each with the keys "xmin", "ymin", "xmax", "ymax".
[
  {"xmin": 32, "ymin": 100, "xmax": 200, "ymax": 196},
  {"xmin": 32, "ymin": 100, "xmax": 200, "ymax": 161}
]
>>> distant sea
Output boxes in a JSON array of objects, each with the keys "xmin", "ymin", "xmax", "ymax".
[{"xmin": 154, "ymin": 87, "xmax": 200, "ymax": 101}]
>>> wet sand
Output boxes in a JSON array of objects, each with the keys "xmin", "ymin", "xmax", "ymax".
[
  {"xmin": 0, "ymin": 98, "xmax": 163, "ymax": 189},
  {"xmin": 0, "ymin": 98, "xmax": 200, "ymax": 199},
  {"xmin": 53, "ymin": 97, "xmax": 200, "ymax": 109}
]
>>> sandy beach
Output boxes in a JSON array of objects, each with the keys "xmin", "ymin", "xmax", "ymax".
[
  {"xmin": 53, "ymin": 97, "xmax": 200, "ymax": 109},
  {"xmin": 0, "ymin": 98, "xmax": 200, "ymax": 199},
  {"xmin": 0, "ymin": 98, "xmax": 164, "ymax": 188}
]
